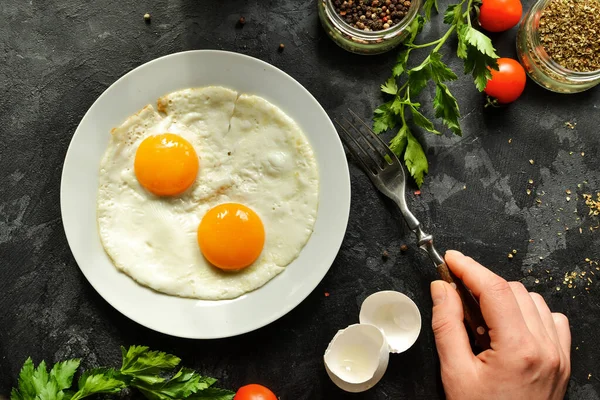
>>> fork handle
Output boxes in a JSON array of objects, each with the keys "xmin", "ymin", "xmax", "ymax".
[{"xmin": 437, "ymin": 262, "xmax": 491, "ymax": 350}]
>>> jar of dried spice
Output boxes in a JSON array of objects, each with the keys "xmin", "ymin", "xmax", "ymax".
[
  {"xmin": 516, "ymin": 0, "xmax": 600, "ymax": 93},
  {"xmin": 318, "ymin": 0, "xmax": 422, "ymax": 55}
]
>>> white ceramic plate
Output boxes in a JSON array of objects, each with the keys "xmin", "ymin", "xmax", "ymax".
[{"xmin": 61, "ymin": 50, "xmax": 350, "ymax": 339}]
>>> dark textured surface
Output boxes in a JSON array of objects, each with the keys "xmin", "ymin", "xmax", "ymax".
[{"xmin": 1, "ymin": 0, "xmax": 599, "ymax": 399}]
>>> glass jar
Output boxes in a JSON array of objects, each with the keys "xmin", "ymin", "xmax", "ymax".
[
  {"xmin": 516, "ymin": 0, "xmax": 600, "ymax": 93},
  {"xmin": 318, "ymin": 0, "xmax": 422, "ymax": 55}
]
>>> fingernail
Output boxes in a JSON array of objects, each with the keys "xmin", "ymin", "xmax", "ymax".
[
  {"xmin": 445, "ymin": 250, "xmax": 464, "ymax": 257},
  {"xmin": 430, "ymin": 281, "xmax": 447, "ymax": 306}
]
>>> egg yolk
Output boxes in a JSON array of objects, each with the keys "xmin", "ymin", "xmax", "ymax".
[
  {"xmin": 198, "ymin": 203, "xmax": 265, "ymax": 271},
  {"xmin": 134, "ymin": 133, "xmax": 199, "ymax": 196}
]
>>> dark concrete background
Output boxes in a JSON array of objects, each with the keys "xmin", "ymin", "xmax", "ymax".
[{"xmin": 1, "ymin": 0, "xmax": 599, "ymax": 399}]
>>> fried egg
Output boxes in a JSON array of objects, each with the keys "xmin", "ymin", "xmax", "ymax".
[{"xmin": 97, "ymin": 87, "xmax": 319, "ymax": 300}]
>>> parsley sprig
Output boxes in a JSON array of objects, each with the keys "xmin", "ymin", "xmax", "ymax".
[
  {"xmin": 10, "ymin": 346, "xmax": 235, "ymax": 400},
  {"xmin": 373, "ymin": 0, "xmax": 499, "ymax": 187}
]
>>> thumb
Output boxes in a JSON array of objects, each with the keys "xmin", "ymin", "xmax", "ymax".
[{"xmin": 431, "ymin": 280, "xmax": 477, "ymax": 370}]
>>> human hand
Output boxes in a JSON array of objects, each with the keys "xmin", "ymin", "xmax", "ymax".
[{"xmin": 430, "ymin": 250, "xmax": 571, "ymax": 400}]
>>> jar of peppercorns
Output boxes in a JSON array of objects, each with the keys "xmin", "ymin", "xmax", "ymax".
[
  {"xmin": 318, "ymin": 0, "xmax": 422, "ymax": 55},
  {"xmin": 516, "ymin": 0, "xmax": 600, "ymax": 93}
]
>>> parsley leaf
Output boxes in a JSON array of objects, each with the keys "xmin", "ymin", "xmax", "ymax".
[
  {"xmin": 423, "ymin": 0, "xmax": 439, "ymax": 21},
  {"xmin": 433, "ymin": 83, "xmax": 462, "ymax": 136},
  {"xmin": 120, "ymin": 346, "xmax": 181, "ymax": 385},
  {"xmin": 443, "ymin": 3, "xmax": 462, "ymax": 25},
  {"xmin": 50, "ymin": 360, "xmax": 81, "ymax": 390},
  {"xmin": 429, "ymin": 53, "xmax": 458, "ymax": 83},
  {"xmin": 389, "ymin": 125, "xmax": 409, "ymax": 156},
  {"xmin": 407, "ymin": 15, "xmax": 425, "ymax": 43},
  {"xmin": 380, "ymin": 77, "xmax": 399, "ymax": 95},
  {"xmin": 11, "ymin": 357, "xmax": 36, "ymax": 400},
  {"xmin": 187, "ymin": 387, "xmax": 236, "ymax": 400},
  {"xmin": 460, "ymin": 25, "xmax": 498, "ymax": 58},
  {"xmin": 71, "ymin": 368, "xmax": 126, "ymax": 400},
  {"xmin": 458, "ymin": 25, "xmax": 499, "ymax": 90},
  {"xmin": 31, "ymin": 360, "xmax": 50, "ymax": 395},
  {"xmin": 404, "ymin": 128, "xmax": 429, "ymax": 188},
  {"xmin": 393, "ymin": 49, "xmax": 412, "ymax": 77},
  {"xmin": 411, "ymin": 106, "xmax": 440, "ymax": 135},
  {"xmin": 407, "ymin": 61, "xmax": 432, "ymax": 97},
  {"xmin": 373, "ymin": 101, "xmax": 397, "ymax": 133},
  {"xmin": 11, "ymin": 359, "xmax": 83, "ymax": 400},
  {"xmin": 133, "ymin": 368, "xmax": 216, "ymax": 400}
]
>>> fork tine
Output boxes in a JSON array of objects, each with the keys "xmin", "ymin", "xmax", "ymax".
[
  {"xmin": 341, "ymin": 117, "xmax": 388, "ymax": 171},
  {"xmin": 347, "ymin": 109, "xmax": 400, "ymax": 166},
  {"xmin": 335, "ymin": 119, "xmax": 379, "ymax": 176},
  {"xmin": 338, "ymin": 118, "xmax": 389, "ymax": 173}
]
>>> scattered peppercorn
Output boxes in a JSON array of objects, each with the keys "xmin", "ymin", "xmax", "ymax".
[
  {"xmin": 400, "ymin": 244, "xmax": 409, "ymax": 252},
  {"xmin": 278, "ymin": 43, "xmax": 285, "ymax": 51},
  {"xmin": 539, "ymin": 0, "xmax": 600, "ymax": 72},
  {"xmin": 238, "ymin": 16, "xmax": 246, "ymax": 26},
  {"xmin": 382, "ymin": 250, "xmax": 389, "ymax": 260},
  {"xmin": 143, "ymin": 13, "xmax": 151, "ymax": 22},
  {"xmin": 332, "ymin": 0, "xmax": 412, "ymax": 32}
]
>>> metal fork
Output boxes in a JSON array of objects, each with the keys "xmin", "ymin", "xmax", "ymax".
[{"xmin": 336, "ymin": 109, "xmax": 491, "ymax": 350}]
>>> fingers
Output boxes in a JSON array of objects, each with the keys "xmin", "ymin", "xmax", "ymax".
[
  {"xmin": 552, "ymin": 313, "xmax": 572, "ymax": 360},
  {"xmin": 529, "ymin": 292, "xmax": 559, "ymax": 343},
  {"xmin": 430, "ymin": 280, "xmax": 477, "ymax": 371},
  {"xmin": 508, "ymin": 282, "xmax": 547, "ymax": 338},
  {"xmin": 444, "ymin": 250, "xmax": 529, "ymax": 345}
]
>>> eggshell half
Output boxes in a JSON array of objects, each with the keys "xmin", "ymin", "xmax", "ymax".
[
  {"xmin": 359, "ymin": 291, "xmax": 422, "ymax": 353},
  {"xmin": 323, "ymin": 324, "xmax": 389, "ymax": 393}
]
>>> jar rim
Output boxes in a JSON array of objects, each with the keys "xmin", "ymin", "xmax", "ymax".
[
  {"xmin": 324, "ymin": 0, "xmax": 422, "ymax": 40},
  {"xmin": 528, "ymin": 0, "xmax": 600, "ymax": 80}
]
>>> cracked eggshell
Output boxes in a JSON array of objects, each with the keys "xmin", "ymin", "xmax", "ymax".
[
  {"xmin": 323, "ymin": 324, "xmax": 389, "ymax": 393},
  {"xmin": 359, "ymin": 291, "xmax": 422, "ymax": 353}
]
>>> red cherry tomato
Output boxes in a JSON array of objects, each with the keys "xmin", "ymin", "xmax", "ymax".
[
  {"xmin": 478, "ymin": 0, "xmax": 523, "ymax": 32},
  {"xmin": 484, "ymin": 58, "xmax": 526, "ymax": 104},
  {"xmin": 234, "ymin": 384, "xmax": 277, "ymax": 400}
]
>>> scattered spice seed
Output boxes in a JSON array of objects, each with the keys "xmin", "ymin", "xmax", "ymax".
[
  {"xmin": 583, "ymin": 193, "xmax": 600, "ymax": 216},
  {"xmin": 414, "ymin": 190, "xmax": 422, "ymax": 195},
  {"xmin": 324, "ymin": 292, "xmax": 330, "ymax": 297},
  {"xmin": 564, "ymin": 121, "xmax": 576, "ymax": 129},
  {"xmin": 382, "ymin": 250, "xmax": 389, "ymax": 260},
  {"xmin": 581, "ymin": 152, "xmax": 585, "ymax": 157},
  {"xmin": 529, "ymin": 159, "xmax": 535, "ymax": 165},
  {"xmin": 566, "ymin": 189, "xmax": 572, "ymax": 195},
  {"xmin": 526, "ymin": 189, "xmax": 532, "ymax": 195},
  {"xmin": 539, "ymin": 0, "xmax": 600, "ymax": 72},
  {"xmin": 238, "ymin": 16, "xmax": 246, "ymax": 25},
  {"xmin": 143, "ymin": 13, "xmax": 151, "ymax": 22},
  {"xmin": 508, "ymin": 138, "xmax": 513, "ymax": 144},
  {"xmin": 400, "ymin": 244, "xmax": 409, "ymax": 252},
  {"xmin": 528, "ymin": 179, "xmax": 534, "ymax": 184},
  {"xmin": 278, "ymin": 43, "xmax": 285, "ymax": 51},
  {"xmin": 512, "ymin": 249, "xmax": 518, "ymax": 254},
  {"xmin": 508, "ymin": 253, "xmax": 514, "ymax": 259}
]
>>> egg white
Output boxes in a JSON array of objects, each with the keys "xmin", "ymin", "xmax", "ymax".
[{"xmin": 97, "ymin": 87, "xmax": 319, "ymax": 300}]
